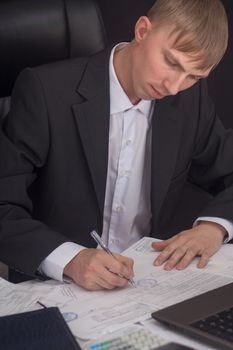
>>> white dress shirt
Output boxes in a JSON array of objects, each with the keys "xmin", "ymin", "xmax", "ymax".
[
  {"xmin": 39, "ymin": 44, "xmax": 233, "ymax": 281},
  {"xmin": 101, "ymin": 44, "xmax": 153, "ymax": 252}
]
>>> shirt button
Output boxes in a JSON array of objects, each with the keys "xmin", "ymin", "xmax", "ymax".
[
  {"xmin": 120, "ymin": 170, "xmax": 130, "ymax": 177},
  {"xmin": 114, "ymin": 206, "xmax": 122, "ymax": 212},
  {"xmin": 120, "ymin": 170, "xmax": 127, "ymax": 177},
  {"xmin": 111, "ymin": 238, "xmax": 120, "ymax": 245},
  {"xmin": 126, "ymin": 139, "xmax": 132, "ymax": 146}
]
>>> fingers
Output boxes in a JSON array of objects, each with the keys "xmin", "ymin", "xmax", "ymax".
[
  {"xmin": 153, "ymin": 238, "xmax": 187, "ymax": 268},
  {"xmin": 163, "ymin": 245, "xmax": 201, "ymax": 270},
  {"xmin": 112, "ymin": 253, "xmax": 134, "ymax": 280},
  {"xmin": 83, "ymin": 266, "xmax": 130, "ymax": 290},
  {"xmin": 176, "ymin": 247, "xmax": 198, "ymax": 270},
  {"xmin": 152, "ymin": 241, "xmax": 167, "ymax": 252},
  {"xmin": 154, "ymin": 243, "xmax": 204, "ymax": 270},
  {"xmin": 153, "ymin": 228, "xmax": 217, "ymax": 271},
  {"xmin": 197, "ymin": 253, "xmax": 209, "ymax": 268},
  {"xmin": 152, "ymin": 222, "xmax": 226, "ymax": 270},
  {"xmin": 64, "ymin": 248, "xmax": 134, "ymax": 291},
  {"xmin": 151, "ymin": 237, "xmax": 175, "ymax": 251}
]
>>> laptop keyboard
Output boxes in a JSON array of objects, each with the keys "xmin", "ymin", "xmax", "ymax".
[{"xmin": 192, "ymin": 307, "xmax": 233, "ymax": 342}]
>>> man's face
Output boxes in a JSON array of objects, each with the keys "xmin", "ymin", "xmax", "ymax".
[{"xmin": 130, "ymin": 18, "xmax": 212, "ymax": 102}]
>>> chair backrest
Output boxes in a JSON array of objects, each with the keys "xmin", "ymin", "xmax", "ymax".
[
  {"xmin": 0, "ymin": 0, "xmax": 107, "ymax": 282},
  {"xmin": 0, "ymin": 0, "xmax": 107, "ymax": 109}
]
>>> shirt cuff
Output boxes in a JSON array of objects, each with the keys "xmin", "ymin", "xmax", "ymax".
[
  {"xmin": 39, "ymin": 242, "xmax": 85, "ymax": 282},
  {"xmin": 194, "ymin": 217, "xmax": 233, "ymax": 243}
]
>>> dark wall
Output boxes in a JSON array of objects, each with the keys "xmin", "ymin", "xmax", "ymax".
[
  {"xmin": 208, "ymin": 0, "xmax": 233, "ymax": 129},
  {"xmin": 96, "ymin": 0, "xmax": 154, "ymax": 44},
  {"xmin": 96, "ymin": 0, "xmax": 233, "ymax": 129}
]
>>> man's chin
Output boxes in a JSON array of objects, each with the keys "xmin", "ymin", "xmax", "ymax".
[{"xmin": 146, "ymin": 93, "xmax": 166, "ymax": 100}]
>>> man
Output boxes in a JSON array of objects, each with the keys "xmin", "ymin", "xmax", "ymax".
[{"xmin": 0, "ymin": 0, "xmax": 233, "ymax": 290}]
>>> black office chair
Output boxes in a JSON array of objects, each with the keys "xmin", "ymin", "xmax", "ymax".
[
  {"xmin": 0, "ymin": 0, "xmax": 107, "ymax": 281},
  {"xmin": 0, "ymin": 0, "xmax": 107, "ymax": 119}
]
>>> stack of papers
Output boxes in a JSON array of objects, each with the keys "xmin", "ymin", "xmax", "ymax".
[
  {"xmin": 1, "ymin": 237, "xmax": 233, "ymax": 349},
  {"xmin": 38, "ymin": 238, "xmax": 233, "ymax": 339}
]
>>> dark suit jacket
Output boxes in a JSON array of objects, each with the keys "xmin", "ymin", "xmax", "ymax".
[{"xmin": 1, "ymin": 48, "xmax": 233, "ymax": 279}]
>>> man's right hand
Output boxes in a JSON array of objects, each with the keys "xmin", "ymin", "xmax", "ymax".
[{"xmin": 63, "ymin": 248, "xmax": 134, "ymax": 290}]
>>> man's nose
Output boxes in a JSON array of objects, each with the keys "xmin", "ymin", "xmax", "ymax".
[{"xmin": 163, "ymin": 75, "xmax": 185, "ymax": 96}]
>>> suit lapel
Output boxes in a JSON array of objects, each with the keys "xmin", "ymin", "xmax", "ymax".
[
  {"xmin": 72, "ymin": 49, "xmax": 184, "ymax": 229},
  {"xmin": 151, "ymin": 97, "xmax": 183, "ymax": 225},
  {"xmin": 72, "ymin": 50, "xmax": 111, "ymax": 217}
]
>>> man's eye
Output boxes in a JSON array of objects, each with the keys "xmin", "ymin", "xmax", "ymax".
[
  {"xmin": 166, "ymin": 57, "xmax": 178, "ymax": 68},
  {"xmin": 170, "ymin": 61, "xmax": 178, "ymax": 67}
]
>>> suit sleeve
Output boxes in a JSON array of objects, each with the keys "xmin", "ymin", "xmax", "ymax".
[
  {"xmin": 0, "ymin": 68, "xmax": 69, "ymax": 278},
  {"xmin": 189, "ymin": 80, "xmax": 233, "ymax": 222}
]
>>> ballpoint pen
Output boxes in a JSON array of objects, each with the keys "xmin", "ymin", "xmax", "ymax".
[{"xmin": 90, "ymin": 230, "xmax": 136, "ymax": 287}]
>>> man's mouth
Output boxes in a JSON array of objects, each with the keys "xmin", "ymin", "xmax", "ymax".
[{"xmin": 150, "ymin": 85, "xmax": 165, "ymax": 98}]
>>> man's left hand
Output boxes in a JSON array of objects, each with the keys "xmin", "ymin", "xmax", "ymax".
[{"xmin": 152, "ymin": 221, "xmax": 226, "ymax": 270}]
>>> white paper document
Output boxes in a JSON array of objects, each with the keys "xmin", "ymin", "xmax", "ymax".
[
  {"xmin": 0, "ymin": 277, "xmax": 40, "ymax": 316},
  {"xmin": 39, "ymin": 237, "xmax": 233, "ymax": 340}
]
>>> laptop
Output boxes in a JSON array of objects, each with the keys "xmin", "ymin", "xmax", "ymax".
[{"xmin": 152, "ymin": 282, "xmax": 233, "ymax": 350}]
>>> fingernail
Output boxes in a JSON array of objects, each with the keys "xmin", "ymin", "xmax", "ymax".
[{"xmin": 197, "ymin": 264, "xmax": 205, "ymax": 269}]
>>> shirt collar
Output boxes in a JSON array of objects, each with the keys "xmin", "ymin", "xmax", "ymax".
[{"xmin": 109, "ymin": 43, "xmax": 152, "ymax": 117}]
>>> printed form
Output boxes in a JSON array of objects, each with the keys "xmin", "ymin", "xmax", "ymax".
[{"xmin": 37, "ymin": 237, "xmax": 233, "ymax": 340}]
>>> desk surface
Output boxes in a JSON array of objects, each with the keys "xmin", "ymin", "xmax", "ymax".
[{"xmin": 1, "ymin": 238, "xmax": 233, "ymax": 350}]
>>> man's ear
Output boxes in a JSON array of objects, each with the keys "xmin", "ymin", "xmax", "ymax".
[{"xmin": 134, "ymin": 16, "xmax": 152, "ymax": 43}]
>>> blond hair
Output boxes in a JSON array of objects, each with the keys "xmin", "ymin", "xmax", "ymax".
[{"xmin": 147, "ymin": 0, "xmax": 228, "ymax": 70}]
